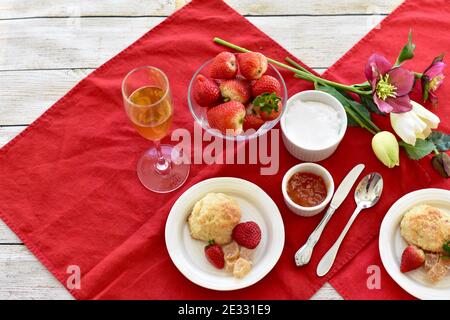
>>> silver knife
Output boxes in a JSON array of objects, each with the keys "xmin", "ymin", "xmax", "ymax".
[{"xmin": 294, "ymin": 164, "xmax": 365, "ymax": 267}]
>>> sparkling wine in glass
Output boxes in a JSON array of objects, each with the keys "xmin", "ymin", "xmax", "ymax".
[{"xmin": 122, "ymin": 66, "xmax": 189, "ymax": 193}]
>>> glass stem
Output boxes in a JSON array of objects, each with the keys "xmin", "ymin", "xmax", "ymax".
[{"xmin": 154, "ymin": 141, "xmax": 171, "ymax": 175}]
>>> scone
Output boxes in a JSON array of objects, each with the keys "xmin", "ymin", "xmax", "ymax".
[
  {"xmin": 400, "ymin": 205, "xmax": 450, "ymax": 253},
  {"xmin": 188, "ymin": 193, "xmax": 241, "ymax": 245}
]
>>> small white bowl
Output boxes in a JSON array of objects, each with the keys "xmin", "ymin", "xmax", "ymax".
[
  {"xmin": 281, "ymin": 90, "xmax": 347, "ymax": 162},
  {"xmin": 282, "ymin": 163, "xmax": 334, "ymax": 217}
]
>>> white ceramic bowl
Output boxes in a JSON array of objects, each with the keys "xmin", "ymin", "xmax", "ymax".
[
  {"xmin": 281, "ymin": 90, "xmax": 347, "ymax": 162},
  {"xmin": 281, "ymin": 163, "xmax": 334, "ymax": 217}
]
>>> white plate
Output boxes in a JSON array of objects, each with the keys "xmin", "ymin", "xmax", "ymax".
[
  {"xmin": 379, "ymin": 188, "xmax": 450, "ymax": 300},
  {"xmin": 165, "ymin": 177, "xmax": 285, "ymax": 291}
]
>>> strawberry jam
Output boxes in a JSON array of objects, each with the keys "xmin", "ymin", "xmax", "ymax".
[{"xmin": 287, "ymin": 172, "xmax": 327, "ymax": 207}]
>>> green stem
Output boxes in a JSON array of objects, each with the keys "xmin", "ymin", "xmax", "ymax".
[
  {"xmin": 288, "ymin": 56, "xmax": 372, "ymax": 91},
  {"xmin": 294, "ymin": 74, "xmax": 372, "ymax": 95},
  {"xmin": 348, "ymin": 104, "xmax": 381, "ymax": 133},
  {"xmin": 433, "ymin": 148, "xmax": 440, "ymax": 155},
  {"xmin": 354, "ymin": 81, "xmax": 371, "ymax": 88},
  {"xmin": 213, "ymin": 37, "xmax": 373, "ymax": 95},
  {"xmin": 344, "ymin": 106, "xmax": 377, "ymax": 135},
  {"xmin": 214, "ymin": 37, "xmax": 379, "ymax": 136},
  {"xmin": 414, "ymin": 72, "xmax": 423, "ymax": 79},
  {"xmin": 285, "ymin": 57, "xmax": 313, "ymax": 74}
]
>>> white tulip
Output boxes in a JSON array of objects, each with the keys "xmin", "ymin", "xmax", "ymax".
[{"xmin": 390, "ymin": 101, "xmax": 440, "ymax": 145}]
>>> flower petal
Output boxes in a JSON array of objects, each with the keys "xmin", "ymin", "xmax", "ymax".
[
  {"xmin": 388, "ymin": 67, "xmax": 415, "ymax": 96},
  {"xmin": 386, "ymin": 95, "xmax": 412, "ymax": 113},
  {"xmin": 429, "ymin": 93, "xmax": 439, "ymax": 106},
  {"xmin": 390, "ymin": 110, "xmax": 427, "ymax": 145},
  {"xmin": 365, "ymin": 53, "xmax": 392, "ymax": 83},
  {"xmin": 411, "ymin": 101, "xmax": 440, "ymax": 129},
  {"xmin": 424, "ymin": 61, "xmax": 446, "ymax": 79},
  {"xmin": 374, "ymin": 94, "xmax": 393, "ymax": 113}
]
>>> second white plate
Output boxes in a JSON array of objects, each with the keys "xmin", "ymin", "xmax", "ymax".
[
  {"xmin": 379, "ymin": 188, "xmax": 450, "ymax": 300},
  {"xmin": 165, "ymin": 177, "xmax": 285, "ymax": 291}
]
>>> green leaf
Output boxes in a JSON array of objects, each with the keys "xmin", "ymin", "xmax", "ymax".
[
  {"xmin": 316, "ymin": 84, "xmax": 367, "ymax": 127},
  {"xmin": 427, "ymin": 131, "xmax": 450, "ymax": 152},
  {"xmin": 431, "ymin": 153, "xmax": 450, "ymax": 178},
  {"xmin": 395, "ymin": 30, "xmax": 416, "ymax": 66},
  {"xmin": 315, "ymin": 83, "xmax": 381, "ymax": 134},
  {"xmin": 348, "ymin": 100, "xmax": 371, "ymax": 122},
  {"xmin": 335, "ymin": 88, "xmax": 372, "ymax": 120},
  {"xmin": 345, "ymin": 116, "xmax": 360, "ymax": 127},
  {"xmin": 444, "ymin": 241, "xmax": 450, "ymax": 255},
  {"xmin": 360, "ymin": 94, "xmax": 387, "ymax": 116},
  {"xmin": 399, "ymin": 139, "xmax": 435, "ymax": 160},
  {"xmin": 252, "ymin": 93, "xmax": 281, "ymax": 114}
]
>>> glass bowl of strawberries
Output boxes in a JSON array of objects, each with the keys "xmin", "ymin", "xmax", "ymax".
[{"xmin": 188, "ymin": 51, "xmax": 288, "ymax": 141}]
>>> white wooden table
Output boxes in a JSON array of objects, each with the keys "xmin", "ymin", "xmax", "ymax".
[{"xmin": 0, "ymin": 0, "xmax": 403, "ymax": 300}]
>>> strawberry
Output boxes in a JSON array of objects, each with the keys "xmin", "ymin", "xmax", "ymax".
[
  {"xmin": 251, "ymin": 93, "xmax": 282, "ymax": 121},
  {"xmin": 220, "ymin": 79, "xmax": 251, "ymax": 104},
  {"xmin": 400, "ymin": 245, "xmax": 425, "ymax": 273},
  {"xmin": 193, "ymin": 74, "xmax": 220, "ymax": 107},
  {"xmin": 204, "ymin": 240, "xmax": 225, "ymax": 269},
  {"xmin": 251, "ymin": 75, "xmax": 281, "ymax": 97},
  {"xmin": 243, "ymin": 114, "xmax": 265, "ymax": 131},
  {"xmin": 232, "ymin": 221, "xmax": 261, "ymax": 249},
  {"xmin": 237, "ymin": 52, "xmax": 268, "ymax": 80},
  {"xmin": 245, "ymin": 102, "xmax": 255, "ymax": 115},
  {"xmin": 207, "ymin": 101, "xmax": 246, "ymax": 135},
  {"xmin": 210, "ymin": 52, "xmax": 237, "ymax": 79}
]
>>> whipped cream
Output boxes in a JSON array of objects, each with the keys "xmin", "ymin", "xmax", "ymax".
[{"xmin": 284, "ymin": 100, "xmax": 342, "ymax": 149}]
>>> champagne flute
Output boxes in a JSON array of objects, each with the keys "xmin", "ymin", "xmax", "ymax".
[{"xmin": 122, "ymin": 66, "xmax": 190, "ymax": 193}]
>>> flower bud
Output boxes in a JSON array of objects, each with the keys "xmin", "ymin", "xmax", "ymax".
[
  {"xmin": 431, "ymin": 153, "xmax": 450, "ymax": 178},
  {"xmin": 372, "ymin": 131, "xmax": 400, "ymax": 168}
]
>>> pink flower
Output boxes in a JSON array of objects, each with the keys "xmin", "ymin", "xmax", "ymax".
[
  {"xmin": 422, "ymin": 55, "xmax": 446, "ymax": 105},
  {"xmin": 365, "ymin": 54, "xmax": 415, "ymax": 113}
]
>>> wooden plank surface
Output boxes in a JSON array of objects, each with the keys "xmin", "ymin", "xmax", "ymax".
[
  {"xmin": 0, "ymin": 0, "xmax": 404, "ymax": 300},
  {"xmin": 0, "ymin": 244, "xmax": 340, "ymax": 300},
  {"xmin": 0, "ymin": 0, "xmax": 398, "ymax": 19},
  {"xmin": 0, "ymin": 68, "xmax": 329, "ymax": 126},
  {"xmin": 0, "ymin": 219, "xmax": 21, "ymax": 243},
  {"xmin": 0, "ymin": 69, "xmax": 93, "ymax": 125},
  {"xmin": 0, "ymin": 15, "xmax": 382, "ymax": 71},
  {"xmin": 0, "ymin": 246, "xmax": 72, "ymax": 299}
]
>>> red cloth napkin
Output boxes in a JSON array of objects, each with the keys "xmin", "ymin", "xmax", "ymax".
[
  {"xmin": 0, "ymin": 0, "xmax": 448, "ymax": 300},
  {"xmin": 0, "ymin": 0, "xmax": 317, "ymax": 300},
  {"xmin": 324, "ymin": 0, "xmax": 450, "ymax": 299}
]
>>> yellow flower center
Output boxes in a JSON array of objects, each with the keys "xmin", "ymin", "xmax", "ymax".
[
  {"xmin": 376, "ymin": 74, "xmax": 397, "ymax": 101},
  {"xmin": 429, "ymin": 75, "xmax": 444, "ymax": 92}
]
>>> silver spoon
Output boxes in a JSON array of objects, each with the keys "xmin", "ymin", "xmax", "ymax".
[{"xmin": 316, "ymin": 173, "xmax": 383, "ymax": 277}]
